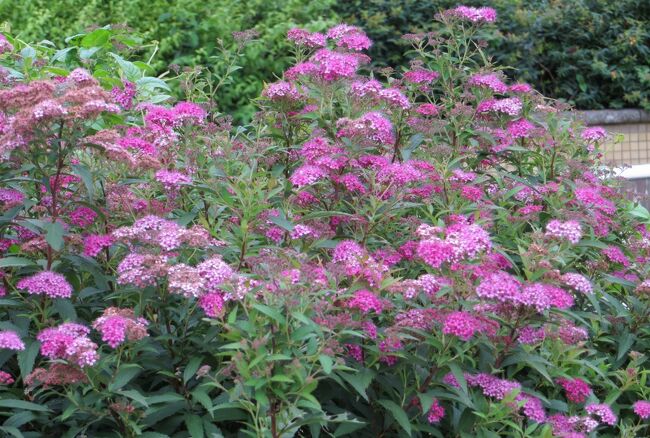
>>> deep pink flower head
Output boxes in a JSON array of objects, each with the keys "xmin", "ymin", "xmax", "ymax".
[
  {"xmin": 0, "ymin": 330, "xmax": 24, "ymax": 351},
  {"xmin": 427, "ymin": 399, "xmax": 445, "ymax": 423},
  {"xmin": 561, "ymin": 273, "xmax": 593, "ymax": 294},
  {"xmin": 289, "ymin": 165, "xmax": 327, "ymax": 187},
  {"xmin": 83, "ymin": 234, "xmax": 114, "ymax": 257},
  {"xmin": 37, "ymin": 323, "xmax": 98, "ymax": 368},
  {"xmin": 416, "ymin": 103, "xmax": 439, "ymax": 116},
  {"xmin": 310, "ymin": 49, "xmax": 360, "ymax": 81},
  {"xmin": 0, "ymin": 370, "xmax": 13, "ymax": 385},
  {"xmin": 16, "ymin": 271, "xmax": 73, "ymax": 299},
  {"xmin": 442, "ymin": 311, "xmax": 481, "ymax": 340},
  {"xmin": 557, "ymin": 377, "xmax": 591, "ymax": 403},
  {"xmin": 199, "ymin": 291, "xmax": 225, "ymax": 317},
  {"xmin": 466, "ymin": 373, "xmax": 521, "ymax": 399},
  {"xmin": 70, "ymin": 206, "xmax": 97, "ymax": 227},
  {"xmin": 507, "ymin": 119, "xmax": 535, "ymax": 138},
  {"xmin": 633, "ymin": 400, "xmax": 650, "ymax": 420},
  {"xmin": 347, "ymin": 289, "xmax": 384, "ymax": 314},
  {"xmin": 92, "ymin": 307, "xmax": 149, "ymax": 348}
]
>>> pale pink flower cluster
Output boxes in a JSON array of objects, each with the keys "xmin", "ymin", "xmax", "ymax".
[
  {"xmin": 0, "ymin": 330, "xmax": 25, "ymax": 350},
  {"xmin": 417, "ymin": 222, "xmax": 491, "ymax": 268},
  {"xmin": 0, "ymin": 188, "xmax": 24, "ymax": 208},
  {"xmin": 545, "ymin": 219, "xmax": 582, "ymax": 244},
  {"xmin": 336, "ymin": 111, "xmax": 396, "ymax": 146},
  {"xmin": 16, "ymin": 271, "xmax": 73, "ymax": 299},
  {"xmin": 168, "ymin": 256, "xmax": 234, "ymax": 298},
  {"xmin": 155, "ymin": 169, "xmax": 192, "ymax": 190},
  {"xmin": 286, "ymin": 28, "xmax": 326, "ymax": 48},
  {"xmin": 477, "ymin": 97, "xmax": 522, "ymax": 116},
  {"xmin": 446, "ymin": 6, "xmax": 498, "ymax": 23},
  {"xmin": 468, "ymin": 73, "xmax": 508, "ymax": 93},
  {"xmin": 0, "ymin": 33, "xmax": 13, "ymax": 54},
  {"xmin": 403, "ymin": 69, "xmax": 440, "ymax": 84},
  {"xmin": 476, "ymin": 272, "xmax": 573, "ymax": 311},
  {"xmin": 117, "ymin": 253, "xmax": 169, "ymax": 287},
  {"xmin": 113, "ymin": 215, "xmax": 216, "ymax": 251},
  {"xmin": 561, "ymin": 273, "xmax": 593, "ymax": 294},
  {"xmin": 37, "ymin": 323, "xmax": 98, "ymax": 368},
  {"xmin": 581, "ymin": 126, "xmax": 606, "ymax": 142},
  {"xmin": 262, "ymin": 81, "xmax": 304, "ymax": 102},
  {"xmin": 585, "ymin": 403, "xmax": 617, "ymax": 426},
  {"xmin": 92, "ymin": 307, "xmax": 149, "ymax": 348}
]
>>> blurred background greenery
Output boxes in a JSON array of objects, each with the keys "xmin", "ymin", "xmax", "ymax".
[{"xmin": 2, "ymin": 0, "xmax": 648, "ymax": 120}]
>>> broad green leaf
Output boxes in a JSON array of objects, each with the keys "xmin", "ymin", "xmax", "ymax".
[{"xmin": 378, "ymin": 399, "xmax": 412, "ymax": 436}]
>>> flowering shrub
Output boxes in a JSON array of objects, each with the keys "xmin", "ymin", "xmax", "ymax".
[{"xmin": 0, "ymin": 7, "xmax": 649, "ymax": 438}]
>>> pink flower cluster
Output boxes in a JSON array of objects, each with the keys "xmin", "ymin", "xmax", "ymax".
[
  {"xmin": 337, "ymin": 111, "xmax": 396, "ymax": 146},
  {"xmin": 476, "ymin": 272, "xmax": 573, "ymax": 311},
  {"xmin": 545, "ymin": 219, "xmax": 582, "ymax": 244},
  {"xmin": 347, "ymin": 289, "xmax": 384, "ymax": 314},
  {"xmin": 92, "ymin": 307, "xmax": 149, "ymax": 348},
  {"xmin": 113, "ymin": 215, "xmax": 216, "ymax": 251},
  {"xmin": 477, "ymin": 97, "xmax": 522, "ymax": 116},
  {"xmin": 442, "ymin": 311, "xmax": 482, "ymax": 340},
  {"xmin": 155, "ymin": 169, "xmax": 192, "ymax": 190},
  {"xmin": 633, "ymin": 400, "xmax": 650, "ymax": 419},
  {"xmin": 37, "ymin": 323, "xmax": 98, "ymax": 368},
  {"xmin": 16, "ymin": 271, "xmax": 73, "ymax": 299},
  {"xmin": 83, "ymin": 234, "xmax": 114, "ymax": 257},
  {"xmin": 585, "ymin": 403, "xmax": 617, "ymax": 426},
  {"xmin": 0, "ymin": 330, "xmax": 25, "ymax": 350},
  {"xmin": 557, "ymin": 377, "xmax": 592, "ymax": 403},
  {"xmin": 468, "ymin": 73, "xmax": 508, "ymax": 93},
  {"xmin": 416, "ymin": 222, "xmax": 492, "ymax": 268},
  {"xmin": 446, "ymin": 6, "xmax": 498, "ymax": 23},
  {"xmin": 262, "ymin": 81, "xmax": 304, "ymax": 102},
  {"xmin": 561, "ymin": 272, "xmax": 593, "ymax": 294},
  {"xmin": 0, "ymin": 370, "xmax": 13, "ymax": 385}
]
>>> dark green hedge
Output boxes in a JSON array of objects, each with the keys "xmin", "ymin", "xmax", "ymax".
[
  {"xmin": 3, "ymin": 0, "xmax": 648, "ymax": 115},
  {"xmin": 335, "ymin": 0, "xmax": 650, "ymax": 111}
]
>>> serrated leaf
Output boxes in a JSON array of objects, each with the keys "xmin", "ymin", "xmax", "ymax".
[
  {"xmin": 17, "ymin": 341, "xmax": 39, "ymax": 378},
  {"xmin": 184, "ymin": 414, "xmax": 204, "ymax": 438},
  {"xmin": 183, "ymin": 356, "xmax": 202, "ymax": 384}
]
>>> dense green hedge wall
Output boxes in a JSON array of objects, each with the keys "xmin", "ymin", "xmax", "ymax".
[
  {"xmin": 3, "ymin": 0, "xmax": 649, "ymax": 115},
  {"xmin": 335, "ymin": 0, "xmax": 650, "ymax": 111}
]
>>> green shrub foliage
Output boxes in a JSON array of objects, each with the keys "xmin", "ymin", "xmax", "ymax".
[{"xmin": 0, "ymin": 6, "xmax": 648, "ymax": 438}]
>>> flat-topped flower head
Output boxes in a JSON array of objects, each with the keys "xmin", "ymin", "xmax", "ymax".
[
  {"xmin": 92, "ymin": 307, "xmax": 149, "ymax": 348},
  {"xmin": 445, "ymin": 6, "xmax": 498, "ymax": 23},
  {"xmin": 17, "ymin": 271, "xmax": 73, "ymax": 299},
  {"xmin": 633, "ymin": 400, "xmax": 650, "ymax": 420},
  {"xmin": 0, "ymin": 330, "xmax": 24, "ymax": 351},
  {"xmin": 545, "ymin": 220, "xmax": 582, "ymax": 244}
]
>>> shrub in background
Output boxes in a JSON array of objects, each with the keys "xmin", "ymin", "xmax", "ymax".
[
  {"xmin": 0, "ymin": 5, "xmax": 649, "ymax": 438},
  {"xmin": 0, "ymin": 0, "xmax": 338, "ymax": 121},
  {"xmin": 336, "ymin": 0, "xmax": 650, "ymax": 111}
]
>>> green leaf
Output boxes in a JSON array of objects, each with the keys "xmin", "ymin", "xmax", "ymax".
[
  {"xmin": 71, "ymin": 164, "xmax": 94, "ymax": 201},
  {"xmin": 0, "ymin": 399, "xmax": 51, "ymax": 412},
  {"xmin": 109, "ymin": 364, "xmax": 142, "ymax": 391},
  {"xmin": 337, "ymin": 369, "xmax": 374, "ymax": 402},
  {"xmin": 0, "ymin": 257, "xmax": 35, "ymax": 268},
  {"xmin": 378, "ymin": 399, "xmax": 412, "ymax": 436},
  {"xmin": 252, "ymin": 303, "xmax": 284, "ymax": 324},
  {"xmin": 81, "ymin": 29, "xmax": 111, "ymax": 48},
  {"xmin": 117, "ymin": 389, "xmax": 149, "ymax": 408},
  {"xmin": 17, "ymin": 341, "xmax": 40, "ymax": 378},
  {"xmin": 319, "ymin": 354, "xmax": 333, "ymax": 374},
  {"xmin": 183, "ymin": 357, "xmax": 202, "ymax": 384},
  {"xmin": 184, "ymin": 414, "xmax": 204, "ymax": 438},
  {"xmin": 44, "ymin": 222, "xmax": 65, "ymax": 251}
]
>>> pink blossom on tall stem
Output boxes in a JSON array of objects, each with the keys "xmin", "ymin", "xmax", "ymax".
[
  {"xmin": 545, "ymin": 220, "xmax": 582, "ymax": 244},
  {"xmin": 585, "ymin": 403, "xmax": 617, "ymax": 426},
  {"xmin": 557, "ymin": 377, "xmax": 591, "ymax": 403}
]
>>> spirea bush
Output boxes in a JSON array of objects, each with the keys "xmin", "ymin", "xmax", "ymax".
[{"xmin": 0, "ymin": 6, "xmax": 649, "ymax": 438}]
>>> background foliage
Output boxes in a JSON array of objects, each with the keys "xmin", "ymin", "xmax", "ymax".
[
  {"xmin": 0, "ymin": 0, "xmax": 337, "ymax": 121},
  {"xmin": 2, "ymin": 0, "xmax": 649, "ymax": 117}
]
